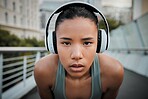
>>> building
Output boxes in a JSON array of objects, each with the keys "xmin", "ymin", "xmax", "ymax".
[
  {"xmin": 40, "ymin": 0, "xmax": 81, "ymax": 31},
  {"xmin": 40, "ymin": 0, "xmax": 148, "ymax": 32},
  {"xmin": 133, "ymin": 0, "xmax": 148, "ymax": 20},
  {"xmin": 0, "ymin": 0, "xmax": 44, "ymax": 40},
  {"xmin": 39, "ymin": 0, "xmax": 133, "ymax": 30},
  {"xmin": 101, "ymin": 0, "xmax": 132, "ymax": 24},
  {"xmin": 39, "ymin": 0, "xmax": 102, "ymax": 31},
  {"xmin": 40, "ymin": 0, "xmax": 67, "ymax": 30},
  {"xmin": 101, "ymin": 0, "xmax": 148, "ymax": 23}
]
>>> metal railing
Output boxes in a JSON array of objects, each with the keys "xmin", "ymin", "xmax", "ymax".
[
  {"xmin": 0, "ymin": 47, "xmax": 147, "ymax": 99},
  {"xmin": 107, "ymin": 48, "xmax": 148, "ymax": 78},
  {"xmin": 108, "ymin": 48, "xmax": 148, "ymax": 55},
  {"xmin": 0, "ymin": 47, "xmax": 47, "ymax": 99}
]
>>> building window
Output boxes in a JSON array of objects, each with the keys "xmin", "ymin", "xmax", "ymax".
[
  {"xmin": 20, "ymin": 6, "xmax": 23, "ymax": 13},
  {"xmin": 28, "ymin": 19, "xmax": 30, "ymax": 27},
  {"xmin": 13, "ymin": 2, "xmax": 16, "ymax": 11},
  {"xmin": 13, "ymin": 15, "xmax": 16, "ymax": 24},
  {"xmin": 40, "ymin": 13, "xmax": 46, "ymax": 28},
  {"xmin": 20, "ymin": 17, "xmax": 23, "ymax": 25},
  {"xmin": 4, "ymin": 0, "xmax": 7, "ymax": 8},
  {"xmin": 5, "ymin": 12, "xmax": 8, "ymax": 23}
]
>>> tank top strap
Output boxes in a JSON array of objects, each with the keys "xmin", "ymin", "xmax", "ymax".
[
  {"xmin": 53, "ymin": 60, "xmax": 66, "ymax": 99},
  {"xmin": 90, "ymin": 54, "xmax": 102, "ymax": 99}
]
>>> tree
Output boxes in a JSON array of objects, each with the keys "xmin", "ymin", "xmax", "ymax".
[
  {"xmin": 99, "ymin": 18, "xmax": 123, "ymax": 33},
  {"xmin": 0, "ymin": 29, "xmax": 20, "ymax": 46},
  {"xmin": 0, "ymin": 29, "xmax": 44, "ymax": 47}
]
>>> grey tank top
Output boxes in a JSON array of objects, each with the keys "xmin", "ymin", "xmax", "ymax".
[{"xmin": 53, "ymin": 54, "xmax": 102, "ymax": 99}]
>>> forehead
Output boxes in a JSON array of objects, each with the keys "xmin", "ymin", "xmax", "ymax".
[{"xmin": 56, "ymin": 17, "xmax": 98, "ymax": 36}]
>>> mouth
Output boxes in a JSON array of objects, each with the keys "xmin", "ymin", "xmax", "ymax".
[{"xmin": 70, "ymin": 64, "xmax": 84, "ymax": 72}]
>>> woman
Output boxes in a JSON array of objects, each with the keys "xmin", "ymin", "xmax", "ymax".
[{"xmin": 34, "ymin": 2, "xmax": 124, "ymax": 99}]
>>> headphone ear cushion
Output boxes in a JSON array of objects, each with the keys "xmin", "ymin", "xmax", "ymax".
[
  {"xmin": 97, "ymin": 29, "xmax": 108, "ymax": 53},
  {"xmin": 47, "ymin": 31, "xmax": 57, "ymax": 54},
  {"xmin": 96, "ymin": 30, "xmax": 101, "ymax": 53},
  {"xmin": 52, "ymin": 31, "xmax": 58, "ymax": 54}
]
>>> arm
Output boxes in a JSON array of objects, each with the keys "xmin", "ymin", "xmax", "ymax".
[
  {"xmin": 34, "ymin": 58, "xmax": 54, "ymax": 99},
  {"xmin": 101, "ymin": 60, "xmax": 124, "ymax": 99},
  {"xmin": 101, "ymin": 87, "xmax": 119, "ymax": 99},
  {"xmin": 37, "ymin": 84, "xmax": 53, "ymax": 99}
]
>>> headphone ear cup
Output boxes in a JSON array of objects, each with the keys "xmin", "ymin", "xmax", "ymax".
[
  {"xmin": 97, "ymin": 29, "xmax": 108, "ymax": 53},
  {"xmin": 47, "ymin": 31, "xmax": 57, "ymax": 54}
]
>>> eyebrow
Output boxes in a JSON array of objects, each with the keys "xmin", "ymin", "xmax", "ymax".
[
  {"xmin": 60, "ymin": 37, "xmax": 72, "ymax": 40},
  {"xmin": 59, "ymin": 37, "xmax": 94, "ymax": 41},
  {"xmin": 81, "ymin": 37, "xmax": 94, "ymax": 41}
]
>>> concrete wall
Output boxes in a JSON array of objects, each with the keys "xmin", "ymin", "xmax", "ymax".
[{"xmin": 108, "ymin": 13, "xmax": 148, "ymax": 77}]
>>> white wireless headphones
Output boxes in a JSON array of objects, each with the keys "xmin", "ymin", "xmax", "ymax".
[{"xmin": 45, "ymin": 1, "xmax": 110, "ymax": 54}]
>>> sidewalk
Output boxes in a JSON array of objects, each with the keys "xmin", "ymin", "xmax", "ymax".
[{"xmin": 117, "ymin": 69, "xmax": 148, "ymax": 99}]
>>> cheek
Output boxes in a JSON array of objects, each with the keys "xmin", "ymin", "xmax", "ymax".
[
  {"xmin": 58, "ymin": 55, "xmax": 69, "ymax": 70},
  {"xmin": 57, "ymin": 43, "xmax": 68, "ymax": 56},
  {"xmin": 85, "ymin": 52, "xmax": 96, "ymax": 64},
  {"xmin": 57, "ymin": 46, "xmax": 69, "ymax": 65}
]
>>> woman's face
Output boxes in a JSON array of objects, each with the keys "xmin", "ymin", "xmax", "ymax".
[{"xmin": 56, "ymin": 17, "xmax": 98, "ymax": 79}]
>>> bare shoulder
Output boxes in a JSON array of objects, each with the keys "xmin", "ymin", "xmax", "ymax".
[
  {"xmin": 34, "ymin": 53, "xmax": 59, "ymax": 71},
  {"xmin": 98, "ymin": 53, "xmax": 124, "ymax": 76},
  {"xmin": 98, "ymin": 53, "xmax": 124, "ymax": 92},
  {"xmin": 34, "ymin": 54, "xmax": 59, "ymax": 88}
]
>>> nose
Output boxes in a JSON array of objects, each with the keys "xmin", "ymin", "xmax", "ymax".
[{"xmin": 71, "ymin": 45, "xmax": 83, "ymax": 60}]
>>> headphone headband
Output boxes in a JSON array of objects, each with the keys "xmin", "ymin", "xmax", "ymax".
[{"xmin": 46, "ymin": 1, "xmax": 110, "ymax": 51}]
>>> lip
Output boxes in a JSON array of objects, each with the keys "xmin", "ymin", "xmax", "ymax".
[{"xmin": 70, "ymin": 64, "xmax": 84, "ymax": 72}]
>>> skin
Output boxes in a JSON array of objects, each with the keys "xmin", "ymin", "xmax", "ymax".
[{"xmin": 34, "ymin": 17, "xmax": 124, "ymax": 99}]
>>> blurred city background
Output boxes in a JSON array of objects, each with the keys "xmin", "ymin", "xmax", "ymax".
[{"xmin": 0, "ymin": 0, "xmax": 148, "ymax": 99}]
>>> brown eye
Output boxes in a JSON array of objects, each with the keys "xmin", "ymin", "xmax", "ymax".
[
  {"xmin": 83, "ymin": 42, "xmax": 92, "ymax": 46},
  {"xmin": 62, "ymin": 42, "xmax": 71, "ymax": 46}
]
